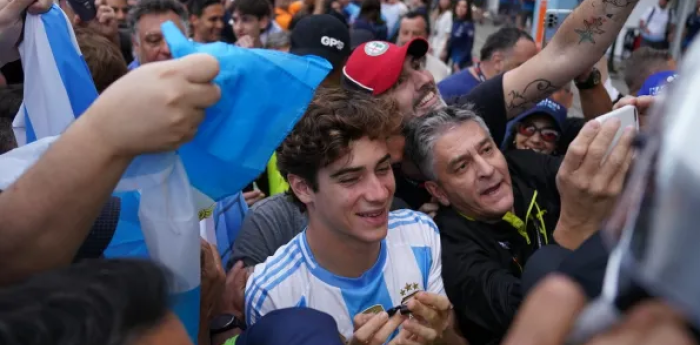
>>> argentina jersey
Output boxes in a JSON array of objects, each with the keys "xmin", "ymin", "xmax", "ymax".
[{"xmin": 244, "ymin": 209, "xmax": 445, "ymax": 341}]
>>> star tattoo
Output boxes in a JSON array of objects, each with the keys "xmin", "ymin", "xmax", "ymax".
[{"xmin": 575, "ymin": 17, "xmax": 606, "ymax": 44}]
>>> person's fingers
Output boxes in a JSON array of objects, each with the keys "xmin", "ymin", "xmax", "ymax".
[
  {"xmin": 406, "ymin": 298, "xmax": 439, "ymax": 326},
  {"xmin": 588, "ymin": 302, "xmax": 688, "ymax": 345},
  {"xmin": 183, "ymin": 82, "xmax": 221, "ymax": 109},
  {"xmin": 414, "ymin": 291, "xmax": 452, "ymax": 312},
  {"xmin": 613, "ymin": 96, "xmax": 637, "ymax": 111},
  {"xmin": 0, "ymin": 0, "xmax": 38, "ymax": 20},
  {"xmin": 559, "ymin": 120, "xmax": 601, "ymax": 175},
  {"xmin": 401, "ymin": 318, "xmax": 439, "ymax": 342},
  {"xmin": 372, "ymin": 313, "xmax": 408, "ymax": 345},
  {"xmin": 353, "ymin": 313, "xmax": 376, "ymax": 330},
  {"xmin": 26, "ymin": 0, "xmax": 52, "ymax": 14},
  {"xmin": 352, "ymin": 312, "xmax": 390, "ymax": 344},
  {"xmin": 579, "ymin": 119, "xmax": 621, "ymax": 176},
  {"xmin": 389, "ymin": 327, "xmax": 423, "ymax": 345},
  {"xmin": 502, "ymin": 275, "xmax": 586, "ymax": 345},
  {"xmin": 594, "ymin": 126, "xmax": 635, "ymax": 190},
  {"xmin": 634, "ymin": 96, "xmax": 655, "ymax": 116},
  {"xmin": 172, "ymin": 53, "xmax": 220, "ymax": 84}
]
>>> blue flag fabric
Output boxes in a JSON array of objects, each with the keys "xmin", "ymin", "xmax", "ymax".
[{"xmin": 162, "ymin": 21, "xmax": 332, "ymax": 201}]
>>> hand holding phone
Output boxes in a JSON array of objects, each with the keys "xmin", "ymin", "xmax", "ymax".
[{"xmin": 594, "ymin": 105, "xmax": 639, "ymax": 161}]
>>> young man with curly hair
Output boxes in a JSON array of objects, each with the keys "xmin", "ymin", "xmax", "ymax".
[{"xmin": 244, "ymin": 88, "xmax": 467, "ymax": 345}]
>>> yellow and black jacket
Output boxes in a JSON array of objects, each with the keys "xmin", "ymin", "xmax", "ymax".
[{"xmin": 435, "ymin": 149, "xmax": 562, "ymax": 345}]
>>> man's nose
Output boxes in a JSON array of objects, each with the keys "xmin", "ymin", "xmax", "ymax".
[
  {"xmin": 159, "ymin": 40, "xmax": 172, "ymax": 58},
  {"xmin": 474, "ymin": 154, "xmax": 495, "ymax": 178},
  {"xmin": 363, "ymin": 175, "xmax": 390, "ymax": 203}
]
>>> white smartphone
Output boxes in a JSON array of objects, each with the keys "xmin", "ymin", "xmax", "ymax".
[{"xmin": 594, "ymin": 105, "xmax": 639, "ymax": 159}]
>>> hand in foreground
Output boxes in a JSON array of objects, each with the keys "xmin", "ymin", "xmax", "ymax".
[
  {"xmin": 80, "ymin": 53, "xmax": 221, "ymax": 157},
  {"xmin": 243, "ymin": 190, "xmax": 266, "ymax": 207},
  {"xmin": 221, "ymin": 260, "xmax": 251, "ymax": 320},
  {"xmin": 0, "ymin": 0, "xmax": 52, "ymax": 65},
  {"xmin": 554, "ymin": 119, "xmax": 635, "ymax": 250},
  {"xmin": 349, "ymin": 312, "xmax": 408, "ymax": 345},
  {"xmin": 402, "ymin": 292, "xmax": 453, "ymax": 343},
  {"xmin": 199, "ymin": 239, "xmax": 226, "ymax": 345},
  {"xmin": 503, "ymin": 275, "xmax": 694, "ymax": 345},
  {"xmin": 614, "ymin": 95, "xmax": 655, "ymax": 129}
]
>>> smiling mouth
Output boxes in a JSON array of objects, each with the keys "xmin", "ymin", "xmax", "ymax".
[
  {"xmin": 416, "ymin": 90, "xmax": 436, "ymax": 109},
  {"xmin": 357, "ymin": 209, "xmax": 385, "ymax": 218}
]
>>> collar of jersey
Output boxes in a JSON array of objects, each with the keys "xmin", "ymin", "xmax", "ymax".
[{"xmin": 299, "ymin": 229, "xmax": 388, "ymax": 290}]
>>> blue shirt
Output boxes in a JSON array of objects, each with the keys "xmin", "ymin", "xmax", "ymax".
[
  {"xmin": 244, "ymin": 209, "xmax": 445, "ymax": 341},
  {"xmin": 438, "ymin": 68, "xmax": 481, "ymax": 100},
  {"xmin": 449, "ymin": 20, "xmax": 475, "ymax": 67}
]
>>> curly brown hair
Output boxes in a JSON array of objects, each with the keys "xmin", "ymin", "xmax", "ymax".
[{"xmin": 277, "ymin": 88, "xmax": 401, "ymax": 209}]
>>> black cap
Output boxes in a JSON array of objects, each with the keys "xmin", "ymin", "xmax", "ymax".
[{"xmin": 290, "ymin": 14, "xmax": 351, "ymax": 71}]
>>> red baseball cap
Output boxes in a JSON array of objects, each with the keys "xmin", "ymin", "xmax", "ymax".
[{"xmin": 342, "ymin": 38, "xmax": 429, "ymax": 96}]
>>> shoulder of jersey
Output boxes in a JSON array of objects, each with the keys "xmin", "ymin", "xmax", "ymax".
[{"xmin": 388, "ymin": 209, "xmax": 439, "ymax": 233}]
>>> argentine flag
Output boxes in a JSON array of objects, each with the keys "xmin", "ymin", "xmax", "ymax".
[{"xmin": 1, "ymin": 7, "xmax": 330, "ymax": 344}]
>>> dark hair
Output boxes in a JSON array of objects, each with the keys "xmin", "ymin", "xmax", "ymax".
[
  {"xmin": 187, "ymin": 0, "xmax": 221, "ymax": 16},
  {"xmin": 128, "ymin": 0, "xmax": 188, "ymax": 36},
  {"xmin": 479, "ymin": 27, "xmax": 533, "ymax": 61},
  {"xmin": 231, "ymin": 0, "xmax": 271, "ymax": 19},
  {"xmin": 277, "ymin": 88, "xmax": 401, "ymax": 210},
  {"xmin": 0, "ymin": 259, "xmax": 170, "ymax": 345},
  {"xmin": 623, "ymin": 47, "xmax": 671, "ymax": 94},
  {"xmin": 0, "ymin": 85, "xmax": 20, "ymax": 154},
  {"xmin": 75, "ymin": 27, "xmax": 128, "ymax": 94},
  {"xmin": 453, "ymin": 0, "xmax": 472, "ymax": 21},
  {"xmin": 401, "ymin": 11, "xmax": 431, "ymax": 39},
  {"xmin": 359, "ymin": 0, "xmax": 383, "ymax": 23}
]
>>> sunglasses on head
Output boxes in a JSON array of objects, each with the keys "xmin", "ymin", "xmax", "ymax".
[{"xmin": 517, "ymin": 124, "xmax": 560, "ymax": 143}]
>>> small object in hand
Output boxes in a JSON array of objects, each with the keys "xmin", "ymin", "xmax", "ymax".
[{"xmin": 387, "ymin": 304, "xmax": 411, "ymax": 317}]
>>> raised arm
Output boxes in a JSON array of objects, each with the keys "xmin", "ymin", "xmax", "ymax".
[
  {"xmin": 502, "ymin": 0, "xmax": 639, "ymax": 118},
  {"xmin": 0, "ymin": 55, "xmax": 219, "ymax": 285}
]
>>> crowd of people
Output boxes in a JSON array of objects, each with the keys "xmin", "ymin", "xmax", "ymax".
[{"xmin": 0, "ymin": 0, "xmax": 698, "ymax": 343}]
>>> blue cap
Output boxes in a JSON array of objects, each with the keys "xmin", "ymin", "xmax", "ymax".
[
  {"xmin": 501, "ymin": 98, "xmax": 567, "ymax": 150},
  {"xmin": 637, "ymin": 71, "xmax": 677, "ymax": 96}
]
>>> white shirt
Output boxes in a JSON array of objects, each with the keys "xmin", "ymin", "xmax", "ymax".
[
  {"xmin": 430, "ymin": 10, "xmax": 452, "ymax": 59},
  {"xmin": 426, "ymin": 54, "xmax": 450, "ymax": 82},
  {"xmin": 641, "ymin": 5, "xmax": 673, "ymax": 41},
  {"xmin": 244, "ymin": 209, "xmax": 445, "ymax": 341},
  {"xmin": 382, "ymin": 2, "xmax": 409, "ymax": 36}
]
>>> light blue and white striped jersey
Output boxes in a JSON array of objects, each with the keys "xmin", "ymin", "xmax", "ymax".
[{"xmin": 244, "ymin": 209, "xmax": 444, "ymax": 340}]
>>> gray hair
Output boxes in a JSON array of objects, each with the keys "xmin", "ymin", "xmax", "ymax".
[
  {"xmin": 128, "ymin": 0, "xmax": 189, "ymax": 40},
  {"xmin": 265, "ymin": 31, "xmax": 291, "ymax": 50},
  {"xmin": 404, "ymin": 104, "xmax": 491, "ymax": 181}
]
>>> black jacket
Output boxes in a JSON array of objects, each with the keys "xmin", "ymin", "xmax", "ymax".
[{"xmin": 435, "ymin": 150, "xmax": 562, "ymax": 345}]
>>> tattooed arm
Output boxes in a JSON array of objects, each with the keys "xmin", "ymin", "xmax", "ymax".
[{"xmin": 501, "ymin": 0, "xmax": 639, "ymax": 118}]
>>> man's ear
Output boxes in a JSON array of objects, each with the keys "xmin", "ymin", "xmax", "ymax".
[
  {"xmin": 490, "ymin": 52, "xmax": 504, "ymax": 73},
  {"xmin": 287, "ymin": 174, "xmax": 314, "ymax": 205},
  {"xmin": 190, "ymin": 14, "xmax": 200, "ymax": 28},
  {"xmin": 259, "ymin": 15, "xmax": 270, "ymax": 31},
  {"xmin": 425, "ymin": 181, "xmax": 450, "ymax": 207}
]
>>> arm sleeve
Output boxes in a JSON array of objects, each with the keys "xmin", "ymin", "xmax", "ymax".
[
  {"xmin": 231, "ymin": 196, "xmax": 306, "ymax": 267},
  {"xmin": 244, "ymin": 266, "xmax": 278, "ymax": 327},
  {"xmin": 441, "ymin": 236, "xmax": 522, "ymax": 334},
  {"xmin": 453, "ymin": 75, "xmax": 508, "ymax": 145}
]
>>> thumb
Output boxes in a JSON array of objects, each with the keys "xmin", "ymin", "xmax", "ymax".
[
  {"xmin": 502, "ymin": 275, "xmax": 586, "ymax": 345},
  {"xmin": 172, "ymin": 53, "xmax": 220, "ymax": 84},
  {"xmin": 0, "ymin": 0, "xmax": 38, "ymax": 22}
]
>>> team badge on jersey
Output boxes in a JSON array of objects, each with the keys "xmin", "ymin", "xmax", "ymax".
[
  {"xmin": 361, "ymin": 304, "xmax": 386, "ymax": 314},
  {"xmin": 400, "ymin": 282, "xmax": 421, "ymax": 304}
]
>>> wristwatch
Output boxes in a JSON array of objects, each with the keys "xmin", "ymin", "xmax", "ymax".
[
  {"xmin": 210, "ymin": 314, "xmax": 246, "ymax": 335},
  {"xmin": 575, "ymin": 67, "xmax": 602, "ymax": 90}
]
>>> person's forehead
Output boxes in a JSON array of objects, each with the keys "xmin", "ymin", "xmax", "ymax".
[
  {"xmin": 202, "ymin": 3, "xmax": 224, "ymax": 15},
  {"xmin": 325, "ymin": 138, "xmax": 390, "ymax": 173},
  {"xmin": 400, "ymin": 16, "xmax": 427, "ymax": 31},
  {"xmin": 138, "ymin": 11, "xmax": 181, "ymax": 28},
  {"xmin": 434, "ymin": 122, "xmax": 488, "ymax": 158},
  {"xmin": 106, "ymin": 0, "xmax": 127, "ymax": 7}
]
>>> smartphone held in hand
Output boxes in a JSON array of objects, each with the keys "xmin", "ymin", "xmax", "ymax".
[{"xmin": 595, "ymin": 105, "xmax": 639, "ymax": 160}]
